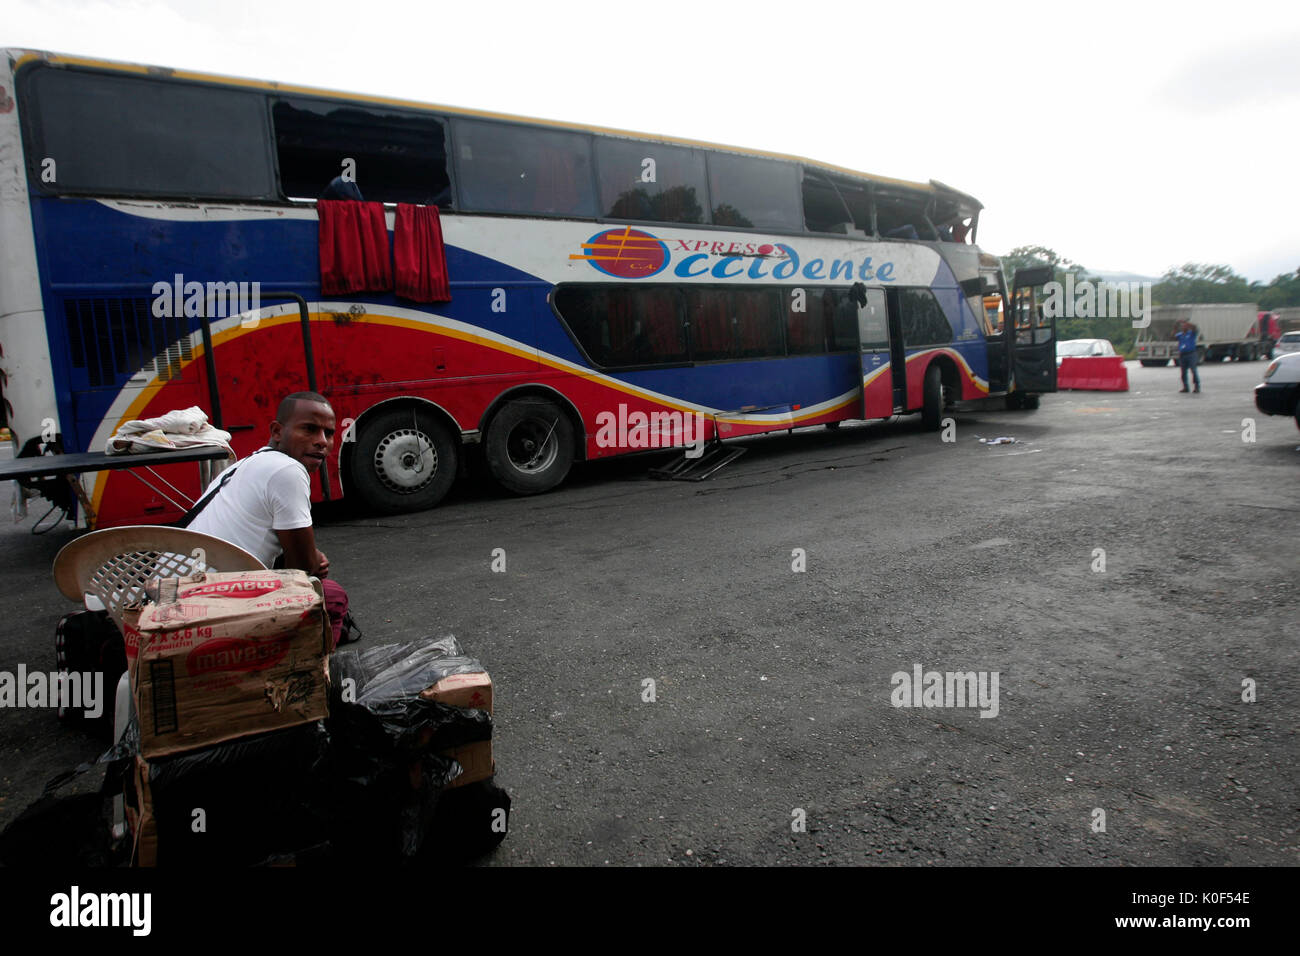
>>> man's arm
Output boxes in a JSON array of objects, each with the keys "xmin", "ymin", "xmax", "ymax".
[
  {"xmin": 276, "ymin": 527, "xmax": 324, "ymax": 576},
  {"xmin": 266, "ymin": 462, "xmax": 327, "ymax": 577}
]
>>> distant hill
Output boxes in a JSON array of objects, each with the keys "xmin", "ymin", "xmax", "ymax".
[{"xmin": 1087, "ymin": 270, "xmax": 1162, "ymax": 285}]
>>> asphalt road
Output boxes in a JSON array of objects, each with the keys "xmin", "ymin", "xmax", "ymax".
[{"xmin": 1, "ymin": 359, "xmax": 1296, "ymax": 865}]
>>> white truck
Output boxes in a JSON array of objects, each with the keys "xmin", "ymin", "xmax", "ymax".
[{"xmin": 1137, "ymin": 304, "xmax": 1269, "ymax": 366}]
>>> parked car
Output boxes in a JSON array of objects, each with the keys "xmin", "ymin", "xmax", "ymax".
[
  {"xmin": 1056, "ymin": 338, "xmax": 1117, "ymax": 366},
  {"xmin": 1254, "ymin": 352, "xmax": 1300, "ymax": 428},
  {"xmin": 1274, "ymin": 330, "xmax": 1300, "ymax": 356}
]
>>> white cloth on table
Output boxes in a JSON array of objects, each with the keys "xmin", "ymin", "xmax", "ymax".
[{"xmin": 106, "ymin": 406, "xmax": 232, "ymax": 456}]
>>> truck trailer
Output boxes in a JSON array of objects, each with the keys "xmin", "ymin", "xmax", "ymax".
[{"xmin": 1137, "ymin": 304, "xmax": 1269, "ymax": 366}]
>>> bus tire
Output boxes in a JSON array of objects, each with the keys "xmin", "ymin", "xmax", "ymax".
[
  {"xmin": 1021, "ymin": 393, "xmax": 1040, "ymax": 410},
  {"xmin": 350, "ymin": 407, "xmax": 458, "ymax": 514},
  {"xmin": 484, "ymin": 398, "xmax": 574, "ymax": 495},
  {"xmin": 921, "ymin": 365, "xmax": 943, "ymax": 430}
]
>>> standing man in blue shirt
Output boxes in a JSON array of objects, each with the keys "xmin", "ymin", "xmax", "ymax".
[{"xmin": 1175, "ymin": 319, "xmax": 1201, "ymax": 393}]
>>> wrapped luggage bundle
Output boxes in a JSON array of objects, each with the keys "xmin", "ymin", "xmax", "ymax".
[
  {"xmin": 125, "ymin": 721, "xmax": 333, "ymax": 866},
  {"xmin": 327, "ymin": 637, "xmax": 504, "ymax": 860}
]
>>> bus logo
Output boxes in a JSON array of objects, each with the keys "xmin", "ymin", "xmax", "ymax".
[{"xmin": 571, "ymin": 226, "xmax": 668, "ymax": 279}]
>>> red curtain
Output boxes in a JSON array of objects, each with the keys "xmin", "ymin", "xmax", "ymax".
[
  {"xmin": 318, "ymin": 200, "xmax": 392, "ymax": 295},
  {"xmin": 735, "ymin": 292, "xmax": 778, "ymax": 352},
  {"xmin": 688, "ymin": 291, "xmax": 731, "ymax": 356},
  {"xmin": 394, "ymin": 204, "xmax": 452, "ymax": 303},
  {"xmin": 787, "ymin": 302, "xmax": 821, "ymax": 351},
  {"xmin": 642, "ymin": 291, "xmax": 681, "ymax": 357}
]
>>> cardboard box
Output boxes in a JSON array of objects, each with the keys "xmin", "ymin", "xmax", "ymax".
[
  {"xmin": 425, "ymin": 671, "xmax": 494, "ymax": 787},
  {"xmin": 422, "ymin": 671, "xmax": 493, "ymax": 714},
  {"xmin": 442, "ymin": 739, "xmax": 494, "ymax": 789},
  {"xmin": 127, "ymin": 756, "xmax": 158, "ymax": 867},
  {"xmin": 130, "ymin": 570, "xmax": 330, "ymax": 758}
]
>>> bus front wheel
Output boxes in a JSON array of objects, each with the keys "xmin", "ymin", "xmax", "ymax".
[
  {"xmin": 921, "ymin": 365, "xmax": 944, "ymax": 430},
  {"xmin": 484, "ymin": 398, "xmax": 575, "ymax": 495},
  {"xmin": 350, "ymin": 407, "xmax": 458, "ymax": 514}
]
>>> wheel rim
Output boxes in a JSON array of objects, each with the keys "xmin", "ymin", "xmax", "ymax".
[
  {"xmin": 505, "ymin": 416, "xmax": 559, "ymax": 474},
  {"xmin": 373, "ymin": 428, "xmax": 438, "ymax": 494}
]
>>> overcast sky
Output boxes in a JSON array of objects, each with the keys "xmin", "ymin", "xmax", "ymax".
[{"xmin": 8, "ymin": 0, "xmax": 1300, "ymax": 281}]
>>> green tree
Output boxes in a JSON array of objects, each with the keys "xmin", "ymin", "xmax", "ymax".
[
  {"xmin": 1152, "ymin": 263, "xmax": 1259, "ymax": 304},
  {"xmin": 1000, "ymin": 245, "xmax": 1091, "ymax": 286},
  {"xmin": 1257, "ymin": 268, "xmax": 1300, "ymax": 309}
]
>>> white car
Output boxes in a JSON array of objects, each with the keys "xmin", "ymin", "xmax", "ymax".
[
  {"xmin": 1254, "ymin": 352, "xmax": 1300, "ymax": 428},
  {"xmin": 1056, "ymin": 338, "xmax": 1118, "ymax": 366},
  {"xmin": 1274, "ymin": 331, "xmax": 1300, "ymax": 356}
]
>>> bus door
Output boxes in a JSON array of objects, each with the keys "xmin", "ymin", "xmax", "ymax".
[
  {"xmin": 1008, "ymin": 267, "xmax": 1057, "ymax": 394},
  {"xmin": 966, "ymin": 272, "xmax": 1009, "ymax": 394},
  {"xmin": 852, "ymin": 283, "xmax": 903, "ymax": 418}
]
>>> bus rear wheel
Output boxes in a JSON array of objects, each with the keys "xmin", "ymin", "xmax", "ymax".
[
  {"xmin": 350, "ymin": 407, "xmax": 458, "ymax": 514},
  {"xmin": 484, "ymin": 398, "xmax": 574, "ymax": 495}
]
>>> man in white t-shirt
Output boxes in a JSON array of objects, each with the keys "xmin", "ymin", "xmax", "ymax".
[{"xmin": 188, "ymin": 391, "xmax": 352, "ymax": 644}]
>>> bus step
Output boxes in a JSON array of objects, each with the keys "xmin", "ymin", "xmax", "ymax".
[{"xmin": 648, "ymin": 444, "xmax": 746, "ymax": 482}]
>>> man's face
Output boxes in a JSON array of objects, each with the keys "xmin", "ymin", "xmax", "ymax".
[{"xmin": 270, "ymin": 401, "xmax": 336, "ymax": 472}]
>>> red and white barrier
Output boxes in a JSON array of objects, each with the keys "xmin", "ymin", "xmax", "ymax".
[{"xmin": 1057, "ymin": 356, "xmax": 1129, "ymax": 391}]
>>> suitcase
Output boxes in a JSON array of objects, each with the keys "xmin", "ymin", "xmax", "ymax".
[{"xmin": 54, "ymin": 609, "xmax": 126, "ymax": 740}]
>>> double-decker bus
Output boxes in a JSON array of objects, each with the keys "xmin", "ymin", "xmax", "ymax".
[{"xmin": 0, "ymin": 48, "xmax": 1057, "ymax": 527}]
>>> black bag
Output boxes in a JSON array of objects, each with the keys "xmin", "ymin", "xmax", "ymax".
[{"xmin": 54, "ymin": 609, "xmax": 126, "ymax": 741}]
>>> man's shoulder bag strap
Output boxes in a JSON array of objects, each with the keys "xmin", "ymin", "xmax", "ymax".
[{"xmin": 174, "ymin": 447, "xmax": 276, "ymax": 528}]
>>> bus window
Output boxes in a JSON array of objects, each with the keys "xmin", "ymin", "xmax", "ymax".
[
  {"xmin": 684, "ymin": 289, "xmax": 783, "ymax": 361},
  {"xmin": 802, "ymin": 173, "xmax": 852, "ymax": 233},
  {"xmin": 553, "ymin": 286, "xmax": 685, "ymax": 368},
  {"xmin": 686, "ymin": 288, "xmax": 733, "ymax": 360},
  {"xmin": 827, "ymin": 291, "xmax": 859, "ymax": 351},
  {"xmin": 833, "ymin": 179, "xmax": 874, "ymax": 235},
  {"xmin": 1013, "ymin": 287, "xmax": 1035, "ymax": 343},
  {"xmin": 733, "ymin": 289, "xmax": 783, "ymax": 358},
  {"xmin": 707, "ymin": 153, "xmax": 801, "ymax": 231},
  {"xmin": 785, "ymin": 290, "xmax": 825, "ymax": 354},
  {"xmin": 452, "ymin": 119, "xmax": 597, "ymax": 218},
  {"xmin": 875, "ymin": 188, "xmax": 938, "ymax": 241},
  {"xmin": 900, "ymin": 289, "xmax": 953, "ymax": 346},
  {"xmin": 273, "ymin": 99, "xmax": 451, "ymax": 205},
  {"xmin": 22, "ymin": 67, "xmax": 275, "ymax": 200},
  {"xmin": 596, "ymin": 139, "xmax": 706, "ymax": 223},
  {"xmin": 857, "ymin": 288, "xmax": 888, "ymax": 350}
]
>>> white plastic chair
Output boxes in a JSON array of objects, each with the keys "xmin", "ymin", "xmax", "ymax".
[
  {"xmin": 53, "ymin": 525, "xmax": 267, "ymax": 623},
  {"xmin": 52, "ymin": 526, "xmax": 266, "ymax": 844}
]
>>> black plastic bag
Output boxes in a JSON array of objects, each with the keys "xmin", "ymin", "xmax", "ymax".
[
  {"xmin": 0, "ymin": 759, "xmax": 123, "ymax": 867},
  {"xmin": 130, "ymin": 721, "xmax": 333, "ymax": 866},
  {"xmin": 328, "ymin": 637, "xmax": 492, "ymax": 756}
]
